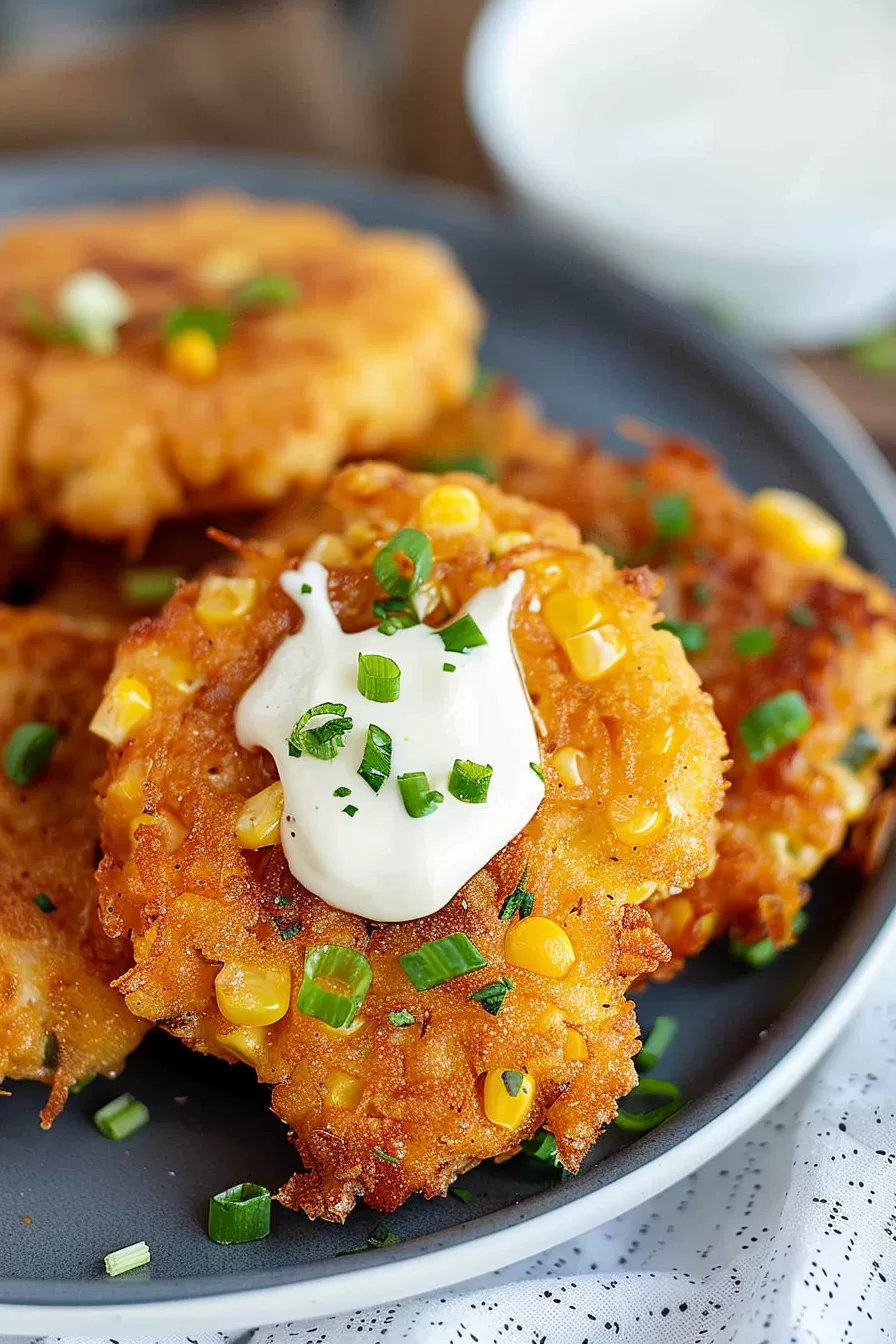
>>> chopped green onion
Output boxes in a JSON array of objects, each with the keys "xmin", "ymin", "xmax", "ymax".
[
  {"xmin": 373, "ymin": 528, "xmax": 432, "ymax": 602},
  {"xmin": 343, "ymin": 804, "xmax": 358, "ymax": 817},
  {"xmin": 443, "ymin": 662, "xmax": 456, "ymax": 673},
  {"xmin": 614, "ymin": 1078, "xmax": 682, "ymax": 1133},
  {"xmin": 357, "ymin": 652, "xmax": 401, "ymax": 703},
  {"xmin": 520, "ymin": 1128, "xmax": 564, "ymax": 1169},
  {"xmin": 207, "ymin": 1183, "xmax": 271, "ymax": 1244},
  {"xmin": 232, "ymin": 272, "xmax": 299, "ymax": 312},
  {"xmin": 337, "ymin": 1222, "xmax": 401, "ymax": 1255},
  {"xmin": 297, "ymin": 944, "xmax": 372, "ymax": 1029},
  {"xmin": 448, "ymin": 758, "xmax": 493, "ymax": 804},
  {"xmin": 737, "ymin": 690, "xmax": 812, "ymax": 761},
  {"xmin": 388, "ymin": 1009, "xmax": 416, "ymax": 1027},
  {"xmin": 70, "ymin": 1074, "xmax": 96, "ymax": 1094},
  {"xmin": 690, "ymin": 581, "xmax": 712, "ymax": 606},
  {"xmin": 438, "ymin": 614, "xmax": 487, "ymax": 654},
  {"xmin": 634, "ymin": 1016, "xmax": 678, "ymax": 1072},
  {"xmin": 333, "ymin": 786, "xmax": 351, "ymax": 798},
  {"xmin": 498, "ymin": 866, "xmax": 535, "ymax": 921},
  {"xmin": 838, "ymin": 725, "xmax": 879, "ymax": 772},
  {"xmin": 852, "ymin": 329, "xmax": 896, "ymax": 375},
  {"xmin": 449, "ymin": 1184, "xmax": 473, "ymax": 1202},
  {"xmin": 93, "ymin": 1092, "xmax": 150, "ymax": 1141},
  {"xmin": 273, "ymin": 893, "xmax": 294, "ymax": 907},
  {"xmin": 421, "ymin": 453, "xmax": 497, "ymax": 480},
  {"xmin": 501, "ymin": 1069, "xmax": 525, "ymax": 1097},
  {"xmin": 787, "ymin": 604, "xmax": 817, "ymax": 628},
  {"xmin": 274, "ymin": 918, "xmax": 302, "ymax": 941},
  {"xmin": 655, "ymin": 619, "xmax": 707, "ymax": 653},
  {"xmin": 3, "ymin": 722, "xmax": 59, "ymax": 786},
  {"xmin": 301, "ymin": 583, "xmax": 312, "ymax": 594},
  {"xmin": 57, "ymin": 270, "xmax": 133, "ymax": 354},
  {"xmin": 651, "ymin": 492, "xmax": 692, "ymax": 541},
  {"xmin": 42, "ymin": 1033, "xmax": 58, "ymax": 1069},
  {"xmin": 399, "ymin": 932, "xmax": 486, "ymax": 990},
  {"xmin": 104, "ymin": 1241, "xmax": 151, "ymax": 1277},
  {"xmin": 33, "ymin": 892, "xmax": 56, "ymax": 914},
  {"xmin": 163, "ymin": 304, "xmax": 231, "ymax": 345},
  {"xmin": 471, "ymin": 367, "xmax": 498, "ymax": 400},
  {"xmin": 373, "ymin": 1147, "xmax": 399, "ymax": 1164},
  {"xmin": 469, "ymin": 976, "xmax": 514, "ymax": 1015},
  {"xmin": 358, "ymin": 724, "xmax": 392, "ymax": 794},
  {"xmin": 730, "ymin": 909, "xmax": 807, "ymax": 969},
  {"xmin": 288, "ymin": 702, "xmax": 353, "ymax": 760},
  {"xmin": 397, "ymin": 770, "xmax": 443, "ymax": 818},
  {"xmin": 119, "ymin": 566, "xmax": 181, "ymax": 607},
  {"xmin": 530, "ymin": 761, "xmax": 545, "ymax": 783},
  {"xmin": 733, "ymin": 626, "xmax": 776, "ymax": 658},
  {"xmin": 378, "ymin": 610, "xmax": 419, "ymax": 636},
  {"xmin": 17, "ymin": 293, "xmax": 78, "ymax": 345},
  {"xmin": 373, "ymin": 597, "xmax": 406, "ymax": 619}
]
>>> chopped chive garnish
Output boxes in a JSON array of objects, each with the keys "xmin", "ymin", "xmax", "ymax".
[
  {"xmin": 420, "ymin": 453, "xmax": 497, "ymax": 480},
  {"xmin": 399, "ymin": 932, "xmax": 487, "ymax": 990},
  {"xmin": 357, "ymin": 652, "xmax": 401, "ymax": 703},
  {"xmin": 837, "ymin": 725, "xmax": 879, "ymax": 772},
  {"xmin": 207, "ymin": 1183, "xmax": 271, "ymax": 1244},
  {"xmin": 498, "ymin": 866, "xmax": 534, "ymax": 920},
  {"xmin": 119, "ymin": 566, "xmax": 181, "ymax": 607},
  {"xmin": 163, "ymin": 304, "xmax": 231, "ymax": 345},
  {"xmin": 634, "ymin": 1016, "xmax": 678, "ymax": 1072},
  {"xmin": 655, "ymin": 619, "xmax": 707, "ymax": 653},
  {"xmin": 614, "ymin": 1077, "xmax": 682, "ymax": 1133},
  {"xmin": 520, "ymin": 1128, "xmax": 564, "ymax": 1169},
  {"xmin": 730, "ymin": 909, "xmax": 807, "ymax": 969},
  {"xmin": 651, "ymin": 492, "xmax": 692, "ymax": 541},
  {"xmin": 373, "ymin": 1147, "xmax": 399, "ymax": 1164},
  {"xmin": 358, "ymin": 724, "xmax": 392, "ymax": 794},
  {"xmin": 733, "ymin": 626, "xmax": 776, "ymax": 658},
  {"xmin": 343, "ymin": 804, "xmax": 358, "ymax": 817},
  {"xmin": 18, "ymin": 294, "xmax": 78, "ymax": 345},
  {"xmin": 333, "ymin": 786, "xmax": 351, "ymax": 798},
  {"xmin": 443, "ymin": 662, "xmax": 456, "ymax": 672},
  {"xmin": 378, "ymin": 610, "xmax": 418, "ymax": 636},
  {"xmin": 438, "ymin": 613, "xmax": 487, "ymax": 654},
  {"xmin": 301, "ymin": 583, "xmax": 312, "ymax": 594},
  {"xmin": 388, "ymin": 1009, "xmax": 416, "ymax": 1027},
  {"xmin": 3, "ymin": 722, "xmax": 59, "ymax": 786},
  {"xmin": 104, "ymin": 1241, "xmax": 151, "ymax": 1277},
  {"xmin": 274, "ymin": 919, "xmax": 302, "ymax": 941},
  {"xmin": 397, "ymin": 770, "xmax": 443, "ymax": 818},
  {"xmin": 787, "ymin": 604, "xmax": 817, "ymax": 627},
  {"xmin": 337, "ymin": 1222, "xmax": 402, "ymax": 1255},
  {"xmin": 70, "ymin": 1074, "xmax": 96, "ymax": 1094},
  {"xmin": 449, "ymin": 1185, "xmax": 473, "ymax": 1202},
  {"xmin": 42, "ymin": 1033, "xmax": 58, "ymax": 1069},
  {"xmin": 287, "ymin": 702, "xmax": 353, "ymax": 760},
  {"xmin": 273, "ymin": 893, "xmax": 294, "ymax": 907},
  {"xmin": 373, "ymin": 596, "xmax": 406, "ymax": 621},
  {"xmin": 690, "ymin": 581, "xmax": 711, "ymax": 606},
  {"xmin": 231, "ymin": 272, "xmax": 299, "ymax": 312},
  {"xmin": 373, "ymin": 528, "xmax": 432, "ymax": 602},
  {"xmin": 33, "ymin": 892, "xmax": 56, "ymax": 914},
  {"xmin": 501, "ymin": 1069, "xmax": 525, "ymax": 1097},
  {"xmin": 738, "ymin": 690, "xmax": 812, "ymax": 761},
  {"xmin": 851, "ymin": 329, "xmax": 896, "ymax": 375},
  {"xmin": 297, "ymin": 944, "xmax": 372, "ymax": 1029},
  {"xmin": 530, "ymin": 761, "xmax": 545, "ymax": 784},
  {"xmin": 93, "ymin": 1093, "xmax": 150, "ymax": 1141},
  {"xmin": 469, "ymin": 975, "xmax": 514, "ymax": 1015},
  {"xmin": 448, "ymin": 758, "xmax": 493, "ymax": 804}
]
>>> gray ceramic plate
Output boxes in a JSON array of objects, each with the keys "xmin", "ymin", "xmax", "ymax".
[{"xmin": 1, "ymin": 151, "xmax": 895, "ymax": 1334}]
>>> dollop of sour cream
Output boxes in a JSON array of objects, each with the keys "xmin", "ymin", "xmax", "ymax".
[{"xmin": 235, "ymin": 560, "xmax": 545, "ymax": 922}]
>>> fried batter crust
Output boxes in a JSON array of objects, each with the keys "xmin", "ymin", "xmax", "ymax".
[
  {"xmin": 96, "ymin": 463, "xmax": 726, "ymax": 1220},
  {"xmin": 0, "ymin": 193, "xmax": 482, "ymax": 545},
  {"xmin": 0, "ymin": 606, "xmax": 146, "ymax": 1124}
]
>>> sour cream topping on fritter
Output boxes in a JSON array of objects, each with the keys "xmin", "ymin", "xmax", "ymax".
[{"xmin": 235, "ymin": 560, "xmax": 544, "ymax": 922}]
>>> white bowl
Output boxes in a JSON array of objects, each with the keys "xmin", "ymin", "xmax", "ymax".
[{"xmin": 466, "ymin": 0, "xmax": 896, "ymax": 348}]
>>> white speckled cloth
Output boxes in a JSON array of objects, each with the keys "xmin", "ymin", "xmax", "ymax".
[{"xmin": 15, "ymin": 971, "xmax": 896, "ymax": 1344}]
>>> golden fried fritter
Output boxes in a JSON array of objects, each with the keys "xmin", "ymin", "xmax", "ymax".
[
  {"xmin": 95, "ymin": 463, "xmax": 726, "ymax": 1220},
  {"xmin": 0, "ymin": 607, "xmax": 146, "ymax": 1124},
  {"xmin": 400, "ymin": 384, "xmax": 896, "ymax": 969},
  {"xmin": 0, "ymin": 192, "xmax": 482, "ymax": 546}
]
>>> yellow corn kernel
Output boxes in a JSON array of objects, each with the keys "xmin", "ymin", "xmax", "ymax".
[
  {"xmin": 195, "ymin": 575, "xmax": 257, "ymax": 630},
  {"xmin": 129, "ymin": 811, "xmax": 186, "ymax": 853},
  {"xmin": 89, "ymin": 675, "xmax": 152, "ymax": 746},
  {"xmin": 530, "ymin": 559, "xmax": 566, "ymax": 593},
  {"xmin": 214, "ymin": 961, "xmax": 291, "ymax": 1026},
  {"xmin": 564, "ymin": 624, "xmax": 626, "ymax": 681},
  {"xmin": 483, "ymin": 1067, "xmax": 535, "ymax": 1130},
  {"xmin": 647, "ymin": 722, "xmax": 685, "ymax": 756},
  {"xmin": 492, "ymin": 530, "xmax": 532, "ymax": 556},
  {"xmin": 623, "ymin": 881, "xmax": 659, "ymax": 904},
  {"xmin": 235, "ymin": 782, "xmax": 284, "ymax": 850},
  {"xmin": 326, "ymin": 1070, "xmax": 365, "ymax": 1109},
  {"xmin": 610, "ymin": 797, "xmax": 667, "ymax": 845},
  {"xmin": 543, "ymin": 588, "xmax": 603, "ymax": 641},
  {"xmin": 656, "ymin": 895, "xmax": 694, "ymax": 945},
  {"xmin": 505, "ymin": 916, "xmax": 576, "ymax": 979},
  {"xmin": 535, "ymin": 1004, "xmax": 564, "ymax": 1035},
  {"xmin": 693, "ymin": 911, "xmax": 719, "ymax": 945},
  {"xmin": 198, "ymin": 247, "xmax": 257, "ymax": 288},
  {"xmin": 106, "ymin": 763, "xmax": 144, "ymax": 814},
  {"xmin": 564, "ymin": 1028, "xmax": 588, "ymax": 1062},
  {"xmin": 166, "ymin": 327, "xmax": 218, "ymax": 381},
  {"xmin": 305, "ymin": 532, "xmax": 351, "ymax": 566},
  {"xmin": 551, "ymin": 746, "xmax": 589, "ymax": 789},
  {"xmin": 751, "ymin": 488, "xmax": 845, "ymax": 563},
  {"xmin": 133, "ymin": 925, "xmax": 158, "ymax": 964},
  {"xmin": 420, "ymin": 483, "xmax": 482, "ymax": 532},
  {"xmin": 161, "ymin": 656, "xmax": 203, "ymax": 695},
  {"xmin": 216, "ymin": 1025, "xmax": 266, "ymax": 1066},
  {"xmin": 344, "ymin": 519, "xmax": 377, "ymax": 553},
  {"xmin": 824, "ymin": 762, "xmax": 870, "ymax": 822}
]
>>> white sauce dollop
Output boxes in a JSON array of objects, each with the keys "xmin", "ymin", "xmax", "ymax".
[{"xmin": 235, "ymin": 561, "xmax": 544, "ymax": 922}]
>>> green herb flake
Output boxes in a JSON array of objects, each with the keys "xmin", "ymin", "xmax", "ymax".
[
  {"xmin": 837, "ymin": 725, "xmax": 879, "ymax": 772},
  {"xmin": 442, "ymin": 662, "xmax": 456, "ymax": 673},
  {"xmin": 469, "ymin": 976, "xmax": 514, "ymax": 1016},
  {"xmin": 689, "ymin": 581, "xmax": 712, "ymax": 606},
  {"xmin": 337, "ymin": 1222, "xmax": 402, "ymax": 1255},
  {"xmin": 388, "ymin": 1009, "xmax": 416, "ymax": 1027},
  {"xmin": 232, "ymin": 272, "xmax": 299, "ymax": 312},
  {"xmin": 33, "ymin": 892, "xmax": 56, "ymax": 914},
  {"xmin": 530, "ymin": 761, "xmax": 545, "ymax": 784},
  {"xmin": 501, "ymin": 1069, "xmax": 525, "ymax": 1097},
  {"xmin": 333, "ymin": 786, "xmax": 351, "ymax": 798},
  {"xmin": 373, "ymin": 1147, "xmax": 399, "ymax": 1164},
  {"xmin": 499, "ymin": 866, "xmax": 535, "ymax": 921},
  {"xmin": 655, "ymin": 619, "xmax": 707, "ymax": 653},
  {"xmin": 301, "ymin": 583, "xmax": 312, "ymax": 595},
  {"xmin": 733, "ymin": 626, "xmax": 776, "ymax": 659},
  {"xmin": 651, "ymin": 492, "xmax": 692, "ymax": 541},
  {"xmin": 343, "ymin": 804, "xmax": 359, "ymax": 818},
  {"xmin": 449, "ymin": 1185, "xmax": 473, "ymax": 1202},
  {"xmin": 163, "ymin": 304, "xmax": 231, "ymax": 345}
]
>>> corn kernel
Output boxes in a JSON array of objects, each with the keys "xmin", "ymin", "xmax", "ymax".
[
  {"xmin": 751, "ymin": 488, "xmax": 845, "ymax": 562},
  {"xmin": 133, "ymin": 925, "xmax": 158, "ymax": 964},
  {"xmin": 483, "ymin": 1067, "xmax": 535, "ymax": 1130},
  {"xmin": 610, "ymin": 797, "xmax": 667, "ymax": 845},
  {"xmin": 216, "ymin": 1025, "xmax": 266, "ymax": 1065},
  {"xmin": 198, "ymin": 247, "xmax": 257, "ymax": 288},
  {"xmin": 505, "ymin": 916, "xmax": 576, "ymax": 979},
  {"xmin": 551, "ymin": 746, "xmax": 589, "ymax": 789},
  {"xmin": 535, "ymin": 1005, "xmax": 564, "ymax": 1035},
  {"xmin": 130, "ymin": 811, "xmax": 186, "ymax": 853},
  {"xmin": 420, "ymin": 483, "xmax": 482, "ymax": 532},
  {"xmin": 655, "ymin": 895, "xmax": 693, "ymax": 945},
  {"xmin": 824, "ymin": 762, "xmax": 870, "ymax": 822},
  {"xmin": 564, "ymin": 1028, "xmax": 588, "ymax": 1062},
  {"xmin": 543, "ymin": 588, "xmax": 603, "ymax": 641},
  {"xmin": 106, "ymin": 763, "xmax": 144, "ymax": 814},
  {"xmin": 305, "ymin": 533, "xmax": 351, "ymax": 566},
  {"xmin": 89, "ymin": 675, "xmax": 152, "ymax": 746},
  {"xmin": 530, "ymin": 559, "xmax": 566, "ymax": 593},
  {"xmin": 564, "ymin": 624, "xmax": 626, "ymax": 681},
  {"xmin": 326, "ymin": 1071, "xmax": 365, "ymax": 1109},
  {"xmin": 195, "ymin": 575, "xmax": 257, "ymax": 630},
  {"xmin": 214, "ymin": 961, "xmax": 291, "ymax": 1026},
  {"xmin": 235, "ymin": 782, "xmax": 284, "ymax": 850},
  {"xmin": 166, "ymin": 327, "xmax": 218, "ymax": 381},
  {"xmin": 161, "ymin": 656, "xmax": 203, "ymax": 695},
  {"xmin": 492, "ymin": 530, "xmax": 532, "ymax": 556},
  {"xmin": 647, "ymin": 722, "xmax": 685, "ymax": 756},
  {"xmin": 624, "ymin": 881, "xmax": 659, "ymax": 904}
]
